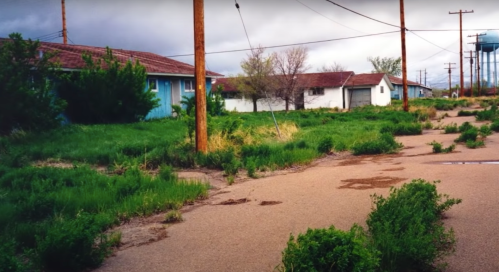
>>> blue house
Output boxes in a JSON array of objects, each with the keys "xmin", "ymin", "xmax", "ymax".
[
  {"xmin": 38, "ymin": 41, "xmax": 223, "ymax": 119},
  {"xmin": 388, "ymin": 75, "xmax": 432, "ymax": 99}
]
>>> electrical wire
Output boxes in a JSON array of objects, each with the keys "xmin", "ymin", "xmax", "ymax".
[
  {"xmin": 293, "ymin": 0, "xmax": 364, "ymax": 34},
  {"xmin": 416, "ymin": 40, "xmax": 460, "ymax": 62},
  {"xmin": 234, "ymin": 0, "xmax": 253, "ymax": 50},
  {"xmin": 323, "ymin": 0, "xmax": 400, "ymax": 29},
  {"xmin": 408, "ymin": 31, "xmax": 458, "ymax": 54},
  {"xmin": 166, "ymin": 30, "xmax": 399, "ymax": 58}
]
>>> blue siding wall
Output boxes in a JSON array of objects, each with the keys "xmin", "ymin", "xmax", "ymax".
[
  {"xmin": 391, "ymin": 85, "xmax": 422, "ymax": 99},
  {"xmin": 146, "ymin": 77, "xmax": 213, "ymax": 119}
]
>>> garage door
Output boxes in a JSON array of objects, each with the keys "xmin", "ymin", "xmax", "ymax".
[{"xmin": 350, "ymin": 89, "xmax": 371, "ymax": 108}]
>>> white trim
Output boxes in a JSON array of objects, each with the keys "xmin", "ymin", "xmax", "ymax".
[{"xmin": 148, "ymin": 78, "xmax": 158, "ymax": 92}]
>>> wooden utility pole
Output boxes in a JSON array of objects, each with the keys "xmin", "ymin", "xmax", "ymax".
[
  {"xmin": 400, "ymin": 0, "xmax": 408, "ymax": 112},
  {"xmin": 61, "ymin": 0, "xmax": 67, "ymax": 44},
  {"xmin": 194, "ymin": 0, "xmax": 207, "ymax": 153},
  {"xmin": 465, "ymin": 51, "xmax": 474, "ymax": 96},
  {"xmin": 445, "ymin": 63, "xmax": 457, "ymax": 96},
  {"xmin": 417, "ymin": 70, "xmax": 424, "ymax": 84},
  {"xmin": 449, "ymin": 10, "xmax": 473, "ymax": 97}
]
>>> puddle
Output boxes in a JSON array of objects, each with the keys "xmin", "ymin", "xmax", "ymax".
[
  {"xmin": 259, "ymin": 201, "xmax": 282, "ymax": 206},
  {"xmin": 430, "ymin": 161, "xmax": 499, "ymax": 165},
  {"xmin": 218, "ymin": 198, "xmax": 250, "ymax": 205}
]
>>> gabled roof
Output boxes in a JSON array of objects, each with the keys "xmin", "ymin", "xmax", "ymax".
[
  {"xmin": 0, "ymin": 38, "xmax": 223, "ymax": 77},
  {"xmin": 213, "ymin": 71, "xmax": 354, "ymax": 92},
  {"xmin": 388, "ymin": 75, "xmax": 432, "ymax": 91},
  {"xmin": 345, "ymin": 73, "xmax": 394, "ymax": 90}
]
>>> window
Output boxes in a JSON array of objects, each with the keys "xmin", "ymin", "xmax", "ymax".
[
  {"xmin": 380, "ymin": 86, "xmax": 384, "ymax": 93},
  {"xmin": 221, "ymin": 91, "xmax": 240, "ymax": 99},
  {"xmin": 148, "ymin": 78, "xmax": 158, "ymax": 92},
  {"xmin": 308, "ymin": 87, "xmax": 325, "ymax": 96},
  {"xmin": 185, "ymin": 80, "xmax": 194, "ymax": 92}
]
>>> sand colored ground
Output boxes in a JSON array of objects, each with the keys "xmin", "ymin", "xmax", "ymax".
[{"xmin": 95, "ymin": 113, "xmax": 499, "ymax": 272}]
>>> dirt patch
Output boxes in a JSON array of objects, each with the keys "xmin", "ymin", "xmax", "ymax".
[
  {"xmin": 218, "ymin": 198, "xmax": 251, "ymax": 205},
  {"xmin": 338, "ymin": 176, "xmax": 406, "ymax": 190},
  {"xmin": 259, "ymin": 201, "xmax": 282, "ymax": 206},
  {"xmin": 382, "ymin": 167, "xmax": 405, "ymax": 171},
  {"xmin": 338, "ymin": 157, "xmax": 365, "ymax": 166}
]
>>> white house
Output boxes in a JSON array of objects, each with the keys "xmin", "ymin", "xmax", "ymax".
[
  {"xmin": 213, "ymin": 72, "xmax": 394, "ymax": 112},
  {"xmin": 344, "ymin": 73, "xmax": 394, "ymax": 109}
]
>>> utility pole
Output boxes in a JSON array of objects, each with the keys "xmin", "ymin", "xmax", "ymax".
[
  {"xmin": 465, "ymin": 51, "xmax": 474, "ymax": 96},
  {"xmin": 194, "ymin": 0, "xmax": 207, "ymax": 153},
  {"xmin": 424, "ymin": 69, "xmax": 427, "ymax": 86},
  {"xmin": 400, "ymin": 0, "xmax": 408, "ymax": 112},
  {"xmin": 61, "ymin": 0, "xmax": 67, "ymax": 44},
  {"xmin": 449, "ymin": 9, "xmax": 473, "ymax": 97},
  {"xmin": 444, "ymin": 63, "xmax": 457, "ymax": 96},
  {"xmin": 417, "ymin": 70, "xmax": 424, "ymax": 84},
  {"xmin": 469, "ymin": 33, "xmax": 486, "ymax": 96}
]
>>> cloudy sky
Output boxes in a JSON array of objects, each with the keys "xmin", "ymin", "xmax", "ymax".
[{"xmin": 1, "ymin": 0, "xmax": 498, "ymax": 88}]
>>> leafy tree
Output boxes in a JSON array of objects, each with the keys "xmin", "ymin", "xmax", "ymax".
[
  {"xmin": 367, "ymin": 56, "xmax": 402, "ymax": 76},
  {"xmin": 272, "ymin": 46, "xmax": 310, "ymax": 111},
  {"xmin": 233, "ymin": 46, "xmax": 276, "ymax": 112},
  {"xmin": 318, "ymin": 61, "xmax": 347, "ymax": 72},
  {"xmin": 58, "ymin": 47, "xmax": 159, "ymax": 124},
  {"xmin": 0, "ymin": 33, "xmax": 66, "ymax": 134}
]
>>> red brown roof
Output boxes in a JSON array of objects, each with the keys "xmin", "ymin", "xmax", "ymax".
[
  {"xmin": 0, "ymin": 38, "xmax": 222, "ymax": 77},
  {"xmin": 213, "ymin": 71, "xmax": 354, "ymax": 92},
  {"xmin": 345, "ymin": 73, "xmax": 385, "ymax": 86}
]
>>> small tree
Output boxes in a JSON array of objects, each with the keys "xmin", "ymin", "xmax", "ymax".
[
  {"xmin": 58, "ymin": 48, "xmax": 159, "ymax": 124},
  {"xmin": 0, "ymin": 33, "xmax": 66, "ymax": 134},
  {"xmin": 318, "ymin": 62, "xmax": 347, "ymax": 72},
  {"xmin": 272, "ymin": 46, "xmax": 310, "ymax": 111},
  {"xmin": 367, "ymin": 56, "xmax": 402, "ymax": 76},
  {"xmin": 233, "ymin": 46, "xmax": 276, "ymax": 112}
]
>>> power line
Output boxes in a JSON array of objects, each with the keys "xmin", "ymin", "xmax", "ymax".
[
  {"xmin": 324, "ymin": 0, "xmax": 400, "ymax": 29},
  {"xmin": 408, "ymin": 31, "xmax": 458, "ymax": 54},
  {"xmin": 165, "ymin": 31, "xmax": 399, "ymax": 58},
  {"xmin": 293, "ymin": 0, "xmax": 364, "ymax": 34},
  {"xmin": 234, "ymin": 0, "xmax": 252, "ymax": 50},
  {"xmin": 416, "ymin": 40, "xmax": 460, "ymax": 62}
]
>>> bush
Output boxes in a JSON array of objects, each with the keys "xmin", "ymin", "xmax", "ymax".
[
  {"xmin": 0, "ymin": 239, "xmax": 30, "ymax": 272},
  {"xmin": 222, "ymin": 158, "xmax": 241, "ymax": 176},
  {"xmin": 352, "ymin": 133, "xmax": 402, "ymax": 155},
  {"xmin": 457, "ymin": 110, "xmax": 478, "ymax": 116},
  {"xmin": 280, "ymin": 225, "xmax": 379, "ymax": 272},
  {"xmin": 443, "ymin": 123, "xmax": 458, "ymax": 134},
  {"xmin": 246, "ymin": 158, "xmax": 257, "ymax": 178},
  {"xmin": 58, "ymin": 47, "xmax": 160, "ymax": 124},
  {"xmin": 479, "ymin": 124, "xmax": 492, "ymax": 137},
  {"xmin": 0, "ymin": 33, "xmax": 66, "ymax": 134},
  {"xmin": 36, "ymin": 213, "xmax": 110, "ymax": 272},
  {"xmin": 458, "ymin": 121, "xmax": 475, "ymax": 133},
  {"xmin": 465, "ymin": 139, "xmax": 485, "ymax": 149},
  {"xmin": 428, "ymin": 141, "xmax": 455, "ymax": 154},
  {"xmin": 367, "ymin": 179, "xmax": 461, "ymax": 272},
  {"xmin": 317, "ymin": 136, "xmax": 333, "ymax": 154},
  {"xmin": 455, "ymin": 128, "xmax": 478, "ymax": 143},
  {"xmin": 491, "ymin": 120, "xmax": 499, "ymax": 132},
  {"xmin": 380, "ymin": 122, "xmax": 422, "ymax": 136}
]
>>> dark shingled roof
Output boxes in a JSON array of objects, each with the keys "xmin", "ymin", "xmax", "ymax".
[
  {"xmin": 0, "ymin": 38, "xmax": 223, "ymax": 77},
  {"xmin": 387, "ymin": 75, "xmax": 421, "ymax": 86},
  {"xmin": 345, "ymin": 73, "xmax": 385, "ymax": 86}
]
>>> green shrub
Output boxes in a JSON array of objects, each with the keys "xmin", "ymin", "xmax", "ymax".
[
  {"xmin": 465, "ymin": 140, "xmax": 485, "ymax": 149},
  {"xmin": 458, "ymin": 121, "xmax": 474, "ymax": 133},
  {"xmin": 455, "ymin": 128, "xmax": 478, "ymax": 143},
  {"xmin": 246, "ymin": 158, "xmax": 257, "ymax": 178},
  {"xmin": 479, "ymin": 124, "xmax": 492, "ymax": 137},
  {"xmin": 476, "ymin": 107, "xmax": 497, "ymax": 121},
  {"xmin": 422, "ymin": 120, "xmax": 433, "ymax": 130},
  {"xmin": 296, "ymin": 140, "xmax": 308, "ymax": 149},
  {"xmin": 36, "ymin": 213, "xmax": 110, "ymax": 272},
  {"xmin": 443, "ymin": 123, "xmax": 458, "ymax": 134},
  {"xmin": 352, "ymin": 133, "xmax": 402, "ymax": 155},
  {"xmin": 317, "ymin": 136, "xmax": 333, "ymax": 154},
  {"xmin": 367, "ymin": 179, "xmax": 461, "ymax": 272},
  {"xmin": 0, "ymin": 239, "xmax": 30, "ymax": 272},
  {"xmin": 380, "ymin": 122, "xmax": 422, "ymax": 136},
  {"xmin": 491, "ymin": 120, "xmax": 499, "ymax": 132},
  {"xmin": 58, "ymin": 47, "xmax": 159, "ymax": 124},
  {"xmin": 428, "ymin": 141, "xmax": 455, "ymax": 154},
  {"xmin": 280, "ymin": 225, "xmax": 379, "ymax": 272},
  {"xmin": 222, "ymin": 158, "xmax": 241, "ymax": 176},
  {"xmin": 334, "ymin": 141, "xmax": 347, "ymax": 152},
  {"xmin": 457, "ymin": 110, "xmax": 478, "ymax": 116}
]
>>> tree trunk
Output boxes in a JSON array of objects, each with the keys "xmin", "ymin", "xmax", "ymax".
[
  {"xmin": 252, "ymin": 97, "xmax": 258, "ymax": 112},
  {"xmin": 285, "ymin": 97, "xmax": 289, "ymax": 112}
]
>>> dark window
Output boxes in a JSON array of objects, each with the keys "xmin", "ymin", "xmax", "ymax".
[
  {"xmin": 185, "ymin": 80, "xmax": 194, "ymax": 92},
  {"xmin": 380, "ymin": 86, "xmax": 384, "ymax": 93},
  {"xmin": 221, "ymin": 92, "xmax": 240, "ymax": 99},
  {"xmin": 308, "ymin": 87, "xmax": 325, "ymax": 96},
  {"xmin": 148, "ymin": 78, "xmax": 158, "ymax": 91}
]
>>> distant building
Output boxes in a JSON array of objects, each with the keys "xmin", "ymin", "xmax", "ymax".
[{"xmin": 388, "ymin": 75, "xmax": 432, "ymax": 99}]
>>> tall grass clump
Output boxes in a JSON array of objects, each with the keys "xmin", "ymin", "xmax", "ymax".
[
  {"xmin": 380, "ymin": 122, "xmax": 422, "ymax": 136},
  {"xmin": 352, "ymin": 133, "xmax": 403, "ymax": 155},
  {"xmin": 367, "ymin": 179, "xmax": 461, "ymax": 272}
]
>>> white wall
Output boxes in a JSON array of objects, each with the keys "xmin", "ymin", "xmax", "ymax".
[
  {"xmin": 304, "ymin": 87, "xmax": 344, "ymax": 109},
  {"xmin": 371, "ymin": 77, "xmax": 392, "ymax": 106},
  {"xmin": 224, "ymin": 97, "xmax": 294, "ymax": 112}
]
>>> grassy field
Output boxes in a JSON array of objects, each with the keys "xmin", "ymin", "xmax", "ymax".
[{"xmin": 0, "ymin": 97, "xmax": 497, "ymax": 271}]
